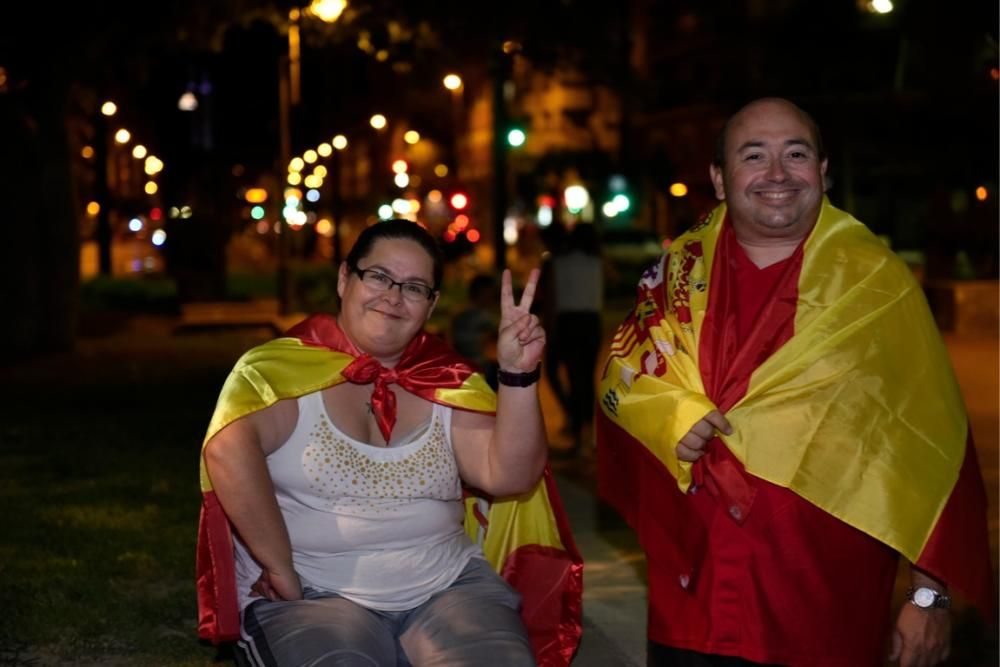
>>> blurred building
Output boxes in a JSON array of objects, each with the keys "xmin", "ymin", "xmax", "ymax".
[{"xmin": 624, "ymin": 0, "xmax": 998, "ymax": 279}]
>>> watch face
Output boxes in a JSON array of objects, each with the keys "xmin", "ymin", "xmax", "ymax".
[{"xmin": 913, "ymin": 587, "xmax": 936, "ymax": 608}]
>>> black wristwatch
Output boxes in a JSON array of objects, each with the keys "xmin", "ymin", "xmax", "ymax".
[
  {"xmin": 906, "ymin": 586, "xmax": 951, "ymax": 610},
  {"xmin": 496, "ymin": 364, "xmax": 541, "ymax": 387}
]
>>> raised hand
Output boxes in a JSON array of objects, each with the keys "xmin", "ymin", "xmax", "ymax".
[{"xmin": 497, "ymin": 268, "xmax": 545, "ymax": 374}]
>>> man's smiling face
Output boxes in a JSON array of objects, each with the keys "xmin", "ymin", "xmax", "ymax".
[{"xmin": 710, "ymin": 99, "xmax": 828, "ymax": 243}]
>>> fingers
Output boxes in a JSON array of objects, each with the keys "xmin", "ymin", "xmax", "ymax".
[
  {"xmin": 499, "ymin": 268, "xmax": 541, "ymax": 318},
  {"xmin": 518, "ymin": 268, "xmax": 540, "ymax": 313},
  {"xmin": 512, "ymin": 313, "xmax": 544, "ymax": 344},
  {"xmin": 703, "ymin": 409, "xmax": 733, "ymax": 435},
  {"xmin": 677, "ymin": 441, "xmax": 705, "ymax": 462},
  {"xmin": 676, "ymin": 410, "xmax": 732, "ymax": 462},
  {"xmin": 500, "ymin": 269, "xmax": 514, "ymax": 314},
  {"xmin": 677, "ymin": 431, "xmax": 709, "ymax": 459},
  {"xmin": 251, "ymin": 578, "xmax": 278, "ymax": 601},
  {"xmin": 888, "ymin": 630, "xmax": 901, "ymax": 662}
]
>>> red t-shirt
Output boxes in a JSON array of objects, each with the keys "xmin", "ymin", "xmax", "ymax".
[{"xmin": 646, "ymin": 227, "xmax": 899, "ymax": 666}]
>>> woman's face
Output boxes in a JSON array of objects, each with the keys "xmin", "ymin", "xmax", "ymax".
[{"xmin": 336, "ymin": 237, "xmax": 438, "ymax": 364}]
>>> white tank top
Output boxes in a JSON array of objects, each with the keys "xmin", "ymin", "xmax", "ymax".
[{"xmin": 233, "ymin": 390, "xmax": 481, "ymax": 612}]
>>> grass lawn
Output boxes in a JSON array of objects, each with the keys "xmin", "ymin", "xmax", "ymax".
[{"xmin": 0, "ymin": 317, "xmax": 273, "ymax": 666}]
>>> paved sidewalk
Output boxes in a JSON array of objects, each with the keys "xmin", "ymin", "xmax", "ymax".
[{"xmin": 552, "ymin": 470, "xmax": 646, "ymax": 666}]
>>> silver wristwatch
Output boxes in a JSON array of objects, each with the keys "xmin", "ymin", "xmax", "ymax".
[{"xmin": 906, "ymin": 586, "xmax": 951, "ymax": 610}]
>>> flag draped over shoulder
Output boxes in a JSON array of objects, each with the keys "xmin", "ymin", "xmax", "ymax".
[
  {"xmin": 197, "ymin": 315, "xmax": 583, "ymax": 666},
  {"xmin": 597, "ymin": 198, "xmax": 993, "ymax": 618}
]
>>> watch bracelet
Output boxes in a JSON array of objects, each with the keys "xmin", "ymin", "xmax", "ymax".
[{"xmin": 905, "ymin": 586, "xmax": 951, "ymax": 609}]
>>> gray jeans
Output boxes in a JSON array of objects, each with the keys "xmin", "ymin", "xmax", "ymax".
[{"xmin": 239, "ymin": 557, "xmax": 535, "ymax": 667}]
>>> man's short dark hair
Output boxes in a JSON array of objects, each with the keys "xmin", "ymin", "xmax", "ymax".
[{"xmin": 712, "ymin": 98, "xmax": 827, "ymax": 167}]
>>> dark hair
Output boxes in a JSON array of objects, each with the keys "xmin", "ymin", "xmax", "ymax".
[
  {"xmin": 712, "ymin": 98, "xmax": 827, "ymax": 167},
  {"xmin": 345, "ymin": 219, "xmax": 444, "ymax": 289}
]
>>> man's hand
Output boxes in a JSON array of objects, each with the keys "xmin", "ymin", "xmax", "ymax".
[
  {"xmin": 496, "ymin": 268, "xmax": 545, "ymax": 373},
  {"xmin": 676, "ymin": 409, "xmax": 732, "ymax": 462},
  {"xmin": 889, "ymin": 603, "xmax": 951, "ymax": 667},
  {"xmin": 250, "ymin": 564, "xmax": 303, "ymax": 602}
]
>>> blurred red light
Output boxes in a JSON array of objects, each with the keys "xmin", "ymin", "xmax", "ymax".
[
  {"xmin": 150, "ymin": 207, "xmax": 163, "ymax": 221},
  {"xmin": 466, "ymin": 229, "xmax": 480, "ymax": 243}
]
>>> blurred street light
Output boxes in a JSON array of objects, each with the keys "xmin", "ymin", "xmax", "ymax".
[
  {"xmin": 308, "ymin": 0, "xmax": 347, "ymax": 23},
  {"xmin": 100, "ymin": 101, "xmax": 117, "ymax": 116},
  {"xmin": 862, "ymin": 0, "xmax": 893, "ymax": 13},
  {"xmin": 177, "ymin": 91, "xmax": 198, "ymax": 111},
  {"xmin": 114, "ymin": 128, "xmax": 131, "ymax": 144},
  {"xmin": 370, "ymin": 113, "xmax": 387, "ymax": 130},
  {"xmin": 564, "ymin": 185, "xmax": 590, "ymax": 214},
  {"xmin": 276, "ymin": 2, "xmax": 346, "ymax": 315},
  {"xmin": 443, "ymin": 73, "xmax": 463, "ymax": 91}
]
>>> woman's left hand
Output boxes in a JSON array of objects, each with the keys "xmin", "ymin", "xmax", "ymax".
[{"xmin": 496, "ymin": 268, "xmax": 545, "ymax": 373}]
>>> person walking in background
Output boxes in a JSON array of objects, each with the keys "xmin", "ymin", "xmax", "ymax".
[
  {"xmin": 551, "ymin": 222, "xmax": 603, "ymax": 457},
  {"xmin": 597, "ymin": 98, "xmax": 994, "ymax": 666},
  {"xmin": 451, "ymin": 273, "xmax": 500, "ymax": 390},
  {"xmin": 538, "ymin": 221, "xmax": 571, "ymax": 432}
]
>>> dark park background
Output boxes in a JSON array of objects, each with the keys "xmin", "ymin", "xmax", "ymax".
[{"xmin": 0, "ymin": 1, "xmax": 996, "ymax": 664}]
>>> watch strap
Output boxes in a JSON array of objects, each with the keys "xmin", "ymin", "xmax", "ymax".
[{"xmin": 496, "ymin": 363, "xmax": 542, "ymax": 387}]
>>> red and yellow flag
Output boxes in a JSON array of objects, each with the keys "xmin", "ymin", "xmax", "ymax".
[
  {"xmin": 597, "ymin": 198, "xmax": 993, "ymax": 617},
  {"xmin": 197, "ymin": 315, "xmax": 582, "ymax": 665}
]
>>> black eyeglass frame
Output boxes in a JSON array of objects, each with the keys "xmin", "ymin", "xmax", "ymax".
[{"xmin": 349, "ymin": 265, "xmax": 438, "ymax": 301}]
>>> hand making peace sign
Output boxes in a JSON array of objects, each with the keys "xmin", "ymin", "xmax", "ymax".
[{"xmin": 496, "ymin": 268, "xmax": 546, "ymax": 374}]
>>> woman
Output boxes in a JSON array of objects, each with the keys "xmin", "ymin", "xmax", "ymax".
[{"xmin": 196, "ymin": 220, "xmax": 580, "ymax": 666}]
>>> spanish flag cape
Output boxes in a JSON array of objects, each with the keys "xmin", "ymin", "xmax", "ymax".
[
  {"xmin": 197, "ymin": 314, "xmax": 583, "ymax": 666},
  {"xmin": 597, "ymin": 198, "xmax": 994, "ymax": 619}
]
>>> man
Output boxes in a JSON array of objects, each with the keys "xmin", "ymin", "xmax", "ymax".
[{"xmin": 596, "ymin": 98, "xmax": 993, "ymax": 667}]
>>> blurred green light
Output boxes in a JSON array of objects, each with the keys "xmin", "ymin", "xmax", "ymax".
[
  {"xmin": 251, "ymin": 205, "xmax": 265, "ymax": 220},
  {"xmin": 506, "ymin": 128, "xmax": 526, "ymax": 148}
]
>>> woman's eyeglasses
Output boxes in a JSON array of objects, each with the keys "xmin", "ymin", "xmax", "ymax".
[{"xmin": 351, "ymin": 266, "xmax": 436, "ymax": 302}]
